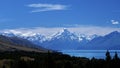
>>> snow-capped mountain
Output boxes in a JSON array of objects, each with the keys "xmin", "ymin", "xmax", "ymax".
[
  {"xmin": 78, "ymin": 31, "xmax": 120, "ymax": 50},
  {"xmin": 1, "ymin": 29, "xmax": 120, "ymax": 50},
  {"xmin": 0, "ymin": 32, "xmax": 16, "ymax": 37},
  {"xmin": 0, "ymin": 28, "xmax": 97, "ymax": 50},
  {"xmin": 51, "ymin": 28, "xmax": 79, "ymax": 41},
  {"xmin": 39, "ymin": 28, "xmax": 92, "ymax": 50},
  {"xmin": 22, "ymin": 33, "xmax": 46, "ymax": 43}
]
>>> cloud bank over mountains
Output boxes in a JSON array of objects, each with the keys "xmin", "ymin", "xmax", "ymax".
[{"xmin": 1, "ymin": 26, "xmax": 120, "ymax": 36}]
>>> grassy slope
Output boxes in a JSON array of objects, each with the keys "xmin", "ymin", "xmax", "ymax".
[{"xmin": 0, "ymin": 41, "xmax": 48, "ymax": 53}]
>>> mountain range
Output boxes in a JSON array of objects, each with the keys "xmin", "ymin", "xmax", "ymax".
[
  {"xmin": 81, "ymin": 31, "xmax": 120, "ymax": 50},
  {"xmin": 1, "ymin": 29, "xmax": 120, "ymax": 50},
  {"xmin": 0, "ymin": 35, "xmax": 48, "ymax": 52}
]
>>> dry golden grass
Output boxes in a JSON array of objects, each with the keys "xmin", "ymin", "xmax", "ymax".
[{"xmin": 0, "ymin": 42, "xmax": 48, "ymax": 53}]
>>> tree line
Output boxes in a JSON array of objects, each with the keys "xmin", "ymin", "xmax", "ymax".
[{"xmin": 0, "ymin": 50, "xmax": 119, "ymax": 68}]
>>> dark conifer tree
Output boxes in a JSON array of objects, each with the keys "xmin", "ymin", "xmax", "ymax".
[
  {"xmin": 105, "ymin": 50, "xmax": 112, "ymax": 68},
  {"xmin": 112, "ymin": 52, "xmax": 120, "ymax": 68},
  {"xmin": 113, "ymin": 52, "xmax": 119, "ymax": 60},
  {"xmin": 106, "ymin": 50, "xmax": 111, "ymax": 61}
]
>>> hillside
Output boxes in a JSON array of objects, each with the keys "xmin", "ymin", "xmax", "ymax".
[{"xmin": 0, "ymin": 35, "xmax": 48, "ymax": 52}]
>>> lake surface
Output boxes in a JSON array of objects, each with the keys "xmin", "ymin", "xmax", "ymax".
[{"xmin": 60, "ymin": 50, "xmax": 120, "ymax": 59}]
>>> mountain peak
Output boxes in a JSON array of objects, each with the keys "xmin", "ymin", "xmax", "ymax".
[
  {"xmin": 56, "ymin": 28, "xmax": 72, "ymax": 36},
  {"xmin": 111, "ymin": 31, "xmax": 119, "ymax": 34},
  {"xmin": 61, "ymin": 28, "xmax": 70, "ymax": 33},
  {"xmin": 108, "ymin": 31, "xmax": 120, "ymax": 36}
]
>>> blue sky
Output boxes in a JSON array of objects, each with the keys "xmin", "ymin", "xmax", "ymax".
[{"xmin": 0, "ymin": 0, "xmax": 120, "ymax": 29}]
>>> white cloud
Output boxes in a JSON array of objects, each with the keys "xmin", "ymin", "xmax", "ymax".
[
  {"xmin": 1, "ymin": 26, "xmax": 120, "ymax": 36},
  {"xmin": 27, "ymin": 3, "xmax": 68, "ymax": 12},
  {"xmin": 111, "ymin": 20, "xmax": 119, "ymax": 25}
]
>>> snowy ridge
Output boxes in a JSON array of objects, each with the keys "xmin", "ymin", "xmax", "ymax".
[
  {"xmin": 1, "ymin": 29, "xmax": 120, "ymax": 50},
  {"xmin": 78, "ymin": 31, "xmax": 120, "ymax": 50},
  {"xmin": 0, "ymin": 28, "xmax": 95, "ymax": 42},
  {"xmin": 0, "ymin": 28, "xmax": 98, "ymax": 50},
  {"xmin": 51, "ymin": 28, "xmax": 79, "ymax": 40}
]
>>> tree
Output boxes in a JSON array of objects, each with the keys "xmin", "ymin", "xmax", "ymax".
[
  {"xmin": 112, "ymin": 52, "xmax": 120, "ymax": 68},
  {"xmin": 113, "ymin": 52, "xmax": 119, "ymax": 60},
  {"xmin": 105, "ymin": 50, "xmax": 111, "ymax": 68},
  {"xmin": 105, "ymin": 50, "xmax": 111, "ymax": 61}
]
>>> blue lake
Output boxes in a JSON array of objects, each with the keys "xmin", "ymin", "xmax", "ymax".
[{"xmin": 60, "ymin": 50, "xmax": 120, "ymax": 59}]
